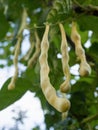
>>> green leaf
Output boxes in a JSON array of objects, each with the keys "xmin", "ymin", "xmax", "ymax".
[
  {"xmin": 23, "ymin": 67, "xmax": 40, "ymax": 85},
  {"xmin": 91, "ymin": 0, "xmax": 98, "ymax": 5},
  {"xmin": 0, "ymin": 9, "xmax": 9, "ymax": 40},
  {"xmin": 88, "ymin": 42, "xmax": 98, "ymax": 63},
  {"xmin": 77, "ymin": 15, "xmax": 98, "ymax": 34},
  {"xmin": 71, "ymin": 81, "xmax": 91, "ymax": 93},
  {"xmin": 0, "ymin": 77, "xmax": 32, "ymax": 111}
]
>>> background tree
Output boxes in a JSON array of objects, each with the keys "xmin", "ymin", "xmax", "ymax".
[{"xmin": 0, "ymin": 0, "xmax": 98, "ymax": 129}]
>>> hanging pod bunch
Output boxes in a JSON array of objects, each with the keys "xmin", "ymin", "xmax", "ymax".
[
  {"xmin": 28, "ymin": 30, "xmax": 40, "ymax": 68},
  {"xmin": 59, "ymin": 23, "xmax": 71, "ymax": 93},
  {"xmin": 39, "ymin": 24, "xmax": 70, "ymax": 113},
  {"xmin": 71, "ymin": 22, "xmax": 91, "ymax": 76},
  {"xmin": 8, "ymin": 8, "xmax": 27, "ymax": 90}
]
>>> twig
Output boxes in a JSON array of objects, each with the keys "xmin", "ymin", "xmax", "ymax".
[{"xmin": 81, "ymin": 113, "xmax": 98, "ymax": 124}]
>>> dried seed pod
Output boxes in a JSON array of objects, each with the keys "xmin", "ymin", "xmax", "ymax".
[
  {"xmin": 17, "ymin": 8, "xmax": 27, "ymax": 36},
  {"xmin": 39, "ymin": 24, "xmax": 70, "ymax": 112},
  {"xmin": 79, "ymin": 60, "xmax": 91, "ymax": 76},
  {"xmin": 62, "ymin": 111, "xmax": 68, "ymax": 120},
  {"xmin": 59, "ymin": 23, "xmax": 71, "ymax": 93},
  {"xmin": 8, "ymin": 37, "xmax": 21, "ymax": 90},
  {"xmin": 71, "ymin": 22, "xmax": 91, "ymax": 76},
  {"xmin": 28, "ymin": 31, "xmax": 40, "ymax": 68},
  {"xmin": 8, "ymin": 8, "xmax": 27, "ymax": 90}
]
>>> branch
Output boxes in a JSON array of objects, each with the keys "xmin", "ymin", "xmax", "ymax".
[
  {"xmin": 88, "ymin": 4, "xmax": 98, "ymax": 11},
  {"xmin": 72, "ymin": 0, "xmax": 98, "ymax": 16},
  {"xmin": 81, "ymin": 113, "xmax": 98, "ymax": 124}
]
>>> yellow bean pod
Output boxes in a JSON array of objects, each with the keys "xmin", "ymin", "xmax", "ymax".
[
  {"xmin": 39, "ymin": 24, "xmax": 70, "ymax": 112},
  {"xmin": 59, "ymin": 23, "xmax": 71, "ymax": 93},
  {"xmin": 28, "ymin": 31, "xmax": 40, "ymax": 68},
  {"xmin": 8, "ymin": 8, "xmax": 27, "ymax": 90},
  {"xmin": 71, "ymin": 22, "xmax": 91, "ymax": 76}
]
